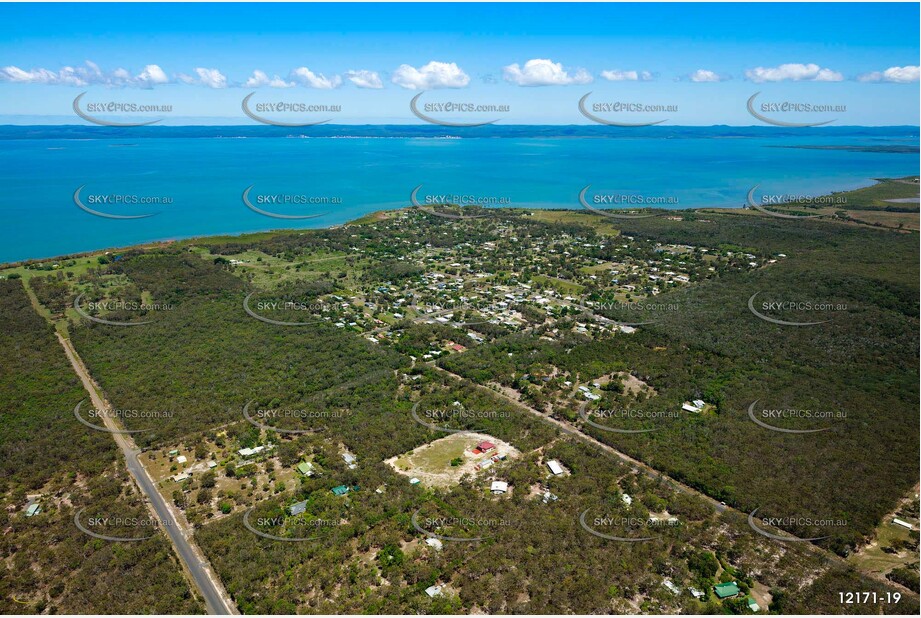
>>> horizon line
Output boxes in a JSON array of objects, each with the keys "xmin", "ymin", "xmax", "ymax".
[{"xmin": 2, "ymin": 123, "xmax": 919, "ymax": 129}]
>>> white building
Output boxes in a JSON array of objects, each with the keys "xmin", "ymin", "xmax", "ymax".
[
  {"xmin": 547, "ymin": 460, "xmax": 564, "ymax": 476},
  {"xmin": 491, "ymin": 481, "xmax": 509, "ymax": 495}
]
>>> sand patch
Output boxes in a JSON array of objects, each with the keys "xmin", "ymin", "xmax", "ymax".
[{"xmin": 385, "ymin": 432, "xmax": 519, "ymax": 488}]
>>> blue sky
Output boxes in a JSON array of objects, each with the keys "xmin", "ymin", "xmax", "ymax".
[{"xmin": 1, "ymin": 2, "xmax": 918, "ymax": 125}]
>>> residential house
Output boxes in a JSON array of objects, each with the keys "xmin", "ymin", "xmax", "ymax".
[
  {"xmin": 714, "ymin": 582, "xmax": 741, "ymax": 599},
  {"xmin": 289, "ymin": 500, "xmax": 307, "ymax": 516}
]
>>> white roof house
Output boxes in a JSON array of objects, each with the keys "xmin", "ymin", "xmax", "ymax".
[
  {"xmin": 622, "ymin": 493, "xmax": 633, "ymax": 506},
  {"xmin": 491, "ymin": 481, "xmax": 509, "ymax": 494},
  {"xmin": 425, "ymin": 585, "xmax": 442, "ymax": 598},
  {"xmin": 682, "ymin": 402, "xmax": 703, "ymax": 413},
  {"xmin": 424, "ymin": 538, "xmax": 443, "ymax": 551},
  {"xmin": 237, "ymin": 446, "xmax": 266, "ymax": 457},
  {"xmin": 663, "ymin": 579, "xmax": 680, "ymax": 595},
  {"xmin": 176, "ymin": 455, "xmax": 187, "ymax": 464},
  {"xmin": 893, "ymin": 517, "xmax": 913, "ymax": 530},
  {"xmin": 547, "ymin": 460, "xmax": 564, "ymax": 476}
]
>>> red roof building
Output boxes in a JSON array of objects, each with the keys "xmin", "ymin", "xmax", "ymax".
[{"xmin": 477, "ymin": 440, "xmax": 496, "ymax": 452}]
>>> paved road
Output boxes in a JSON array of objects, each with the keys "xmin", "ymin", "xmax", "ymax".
[
  {"xmin": 431, "ymin": 363, "xmax": 727, "ymax": 514},
  {"xmin": 432, "ymin": 363, "xmax": 921, "ymax": 597},
  {"xmin": 58, "ymin": 334, "xmax": 235, "ymax": 615}
]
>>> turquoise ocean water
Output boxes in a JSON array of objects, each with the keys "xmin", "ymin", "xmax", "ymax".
[{"xmin": 1, "ymin": 126, "xmax": 917, "ymax": 263}]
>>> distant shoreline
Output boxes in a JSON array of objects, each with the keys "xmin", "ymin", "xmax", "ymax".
[
  {"xmin": 1, "ymin": 124, "xmax": 919, "ymax": 141},
  {"xmin": 769, "ymin": 144, "xmax": 919, "ymax": 154}
]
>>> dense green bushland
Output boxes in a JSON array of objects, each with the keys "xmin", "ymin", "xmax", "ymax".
[{"xmin": 0, "ymin": 280, "xmax": 202, "ymax": 614}]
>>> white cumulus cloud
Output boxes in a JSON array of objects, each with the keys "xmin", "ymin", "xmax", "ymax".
[
  {"xmin": 135, "ymin": 64, "xmax": 169, "ymax": 87},
  {"xmin": 244, "ymin": 70, "xmax": 294, "ymax": 88},
  {"xmin": 600, "ymin": 69, "xmax": 653, "ymax": 82},
  {"xmin": 688, "ymin": 69, "xmax": 729, "ymax": 83},
  {"xmin": 391, "ymin": 61, "xmax": 469, "ymax": 89},
  {"xmin": 179, "ymin": 68, "xmax": 228, "ymax": 88},
  {"xmin": 290, "ymin": 67, "xmax": 342, "ymax": 89},
  {"xmin": 0, "ymin": 61, "xmax": 171, "ymax": 87},
  {"xmin": 0, "ymin": 66, "xmax": 67, "ymax": 84},
  {"xmin": 503, "ymin": 59, "xmax": 592, "ymax": 86},
  {"xmin": 857, "ymin": 65, "xmax": 920, "ymax": 83},
  {"xmin": 745, "ymin": 63, "xmax": 843, "ymax": 83},
  {"xmin": 346, "ymin": 69, "xmax": 383, "ymax": 89}
]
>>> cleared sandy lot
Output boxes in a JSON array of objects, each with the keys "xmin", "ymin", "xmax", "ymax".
[{"xmin": 385, "ymin": 432, "xmax": 519, "ymax": 488}]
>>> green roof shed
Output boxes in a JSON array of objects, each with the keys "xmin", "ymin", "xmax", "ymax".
[{"xmin": 714, "ymin": 582, "xmax": 740, "ymax": 599}]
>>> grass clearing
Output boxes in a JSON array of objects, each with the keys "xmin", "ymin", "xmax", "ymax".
[{"xmin": 385, "ymin": 432, "xmax": 520, "ymax": 488}]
